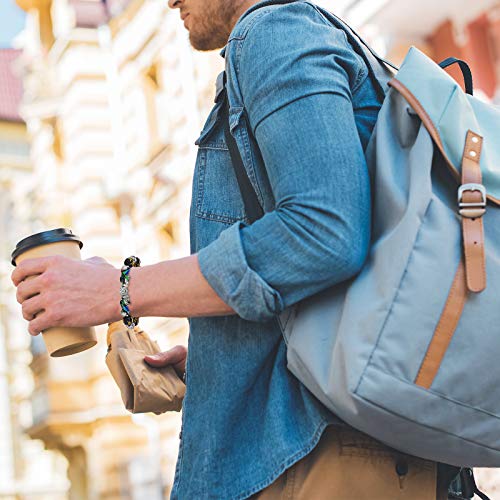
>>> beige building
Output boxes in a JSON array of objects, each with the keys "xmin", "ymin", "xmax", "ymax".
[
  {"xmin": 0, "ymin": 47, "xmax": 70, "ymax": 499},
  {"xmin": 3, "ymin": 0, "xmax": 223, "ymax": 498},
  {"xmin": 4, "ymin": 0, "xmax": 499, "ymax": 497}
]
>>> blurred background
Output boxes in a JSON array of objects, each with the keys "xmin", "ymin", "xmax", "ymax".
[{"xmin": 0, "ymin": 0, "xmax": 498, "ymax": 498}]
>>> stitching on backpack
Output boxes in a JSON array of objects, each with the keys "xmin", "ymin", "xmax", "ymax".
[
  {"xmin": 364, "ymin": 364, "xmax": 500, "ymax": 421},
  {"xmin": 354, "ymin": 197, "xmax": 435, "ymax": 394},
  {"xmin": 354, "ymin": 385, "xmax": 500, "ymax": 455}
]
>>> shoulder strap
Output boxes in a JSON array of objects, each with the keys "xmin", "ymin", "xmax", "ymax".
[
  {"xmin": 221, "ymin": 90, "xmax": 264, "ymax": 222},
  {"xmin": 235, "ymin": 0, "xmax": 397, "ymax": 99},
  {"xmin": 311, "ymin": 4, "xmax": 397, "ymax": 99}
]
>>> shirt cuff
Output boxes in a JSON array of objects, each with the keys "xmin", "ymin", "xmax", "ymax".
[{"xmin": 197, "ymin": 221, "xmax": 284, "ymax": 322}]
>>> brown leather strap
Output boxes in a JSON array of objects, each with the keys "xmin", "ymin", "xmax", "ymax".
[
  {"xmin": 415, "ymin": 131, "xmax": 486, "ymax": 388},
  {"xmin": 459, "ymin": 131, "xmax": 486, "ymax": 292},
  {"xmin": 415, "ymin": 260, "xmax": 467, "ymax": 389}
]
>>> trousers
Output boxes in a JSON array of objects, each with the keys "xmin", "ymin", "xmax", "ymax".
[{"xmin": 249, "ymin": 425, "xmax": 448, "ymax": 499}]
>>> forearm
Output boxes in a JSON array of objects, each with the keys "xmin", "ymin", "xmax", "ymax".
[{"xmin": 109, "ymin": 254, "xmax": 236, "ymax": 321}]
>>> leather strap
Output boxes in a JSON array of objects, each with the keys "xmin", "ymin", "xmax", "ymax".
[
  {"xmin": 460, "ymin": 131, "xmax": 486, "ymax": 292},
  {"xmin": 415, "ymin": 260, "xmax": 468, "ymax": 389},
  {"xmin": 415, "ymin": 131, "xmax": 486, "ymax": 388}
]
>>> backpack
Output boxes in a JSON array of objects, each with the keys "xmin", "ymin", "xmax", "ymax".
[{"xmin": 221, "ymin": 0, "xmax": 500, "ymax": 476}]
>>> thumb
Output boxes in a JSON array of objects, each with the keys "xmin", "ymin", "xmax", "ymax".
[{"xmin": 144, "ymin": 346, "xmax": 186, "ymax": 367}]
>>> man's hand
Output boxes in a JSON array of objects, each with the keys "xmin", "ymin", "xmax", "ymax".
[
  {"xmin": 144, "ymin": 345, "xmax": 187, "ymax": 381},
  {"xmin": 11, "ymin": 255, "xmax": 120, "ymax": 336}
]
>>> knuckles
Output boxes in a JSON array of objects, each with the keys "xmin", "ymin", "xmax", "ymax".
[
  {"xmin": 40, "ymin": 270, "xmax": 56, "ymax": 287},
  {"xmin": 28, "ymin": 325, "xmax": 39, "ymax": 336},
  {"xmin": 50, "ymin": 308, "xmax": 64, "ymax": 325},
  {"xmin": 21, "ymin": 305, "xmax": 30, "ymax": 321}
]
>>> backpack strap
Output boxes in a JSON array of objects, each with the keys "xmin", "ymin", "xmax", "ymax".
[
  {"xmin": 237, "ymin": 0, "xmax": 397, "ymax": 100},
  {"xmin": 415, "ymin": 130, "xmax": 486, "ymax": 389},
  {"xmin": 438, "ymin": 57, "xmax": 474, "ymax": 95},
  {"xmin": 311, "ymin": 4, "xmax": 397, "ymax": 100},
  {"xmin": 459, "ymin": 130, "xmax": 486, "ymax": 292},
  {"xmin": 221, "ymin": 87, "xmax": 264, "ymax": 222},
  {"xmin": 458, "ymin": 468, "xmax": 491, "ymax": 500}
]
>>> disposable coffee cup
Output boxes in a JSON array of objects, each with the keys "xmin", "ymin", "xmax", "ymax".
[{"xmin": 11, "ymin": 228, "xmax": 98, "ymax": 357}]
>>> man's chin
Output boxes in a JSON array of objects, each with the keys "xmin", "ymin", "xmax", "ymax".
[{"xmin": 189, "ymin": 32, "xmax": 227, "ymax": 52}]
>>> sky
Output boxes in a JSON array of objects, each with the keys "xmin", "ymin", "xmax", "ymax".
[{"xmin": 0, "ymin": 0, "xmax": 25, "ymax": 48}]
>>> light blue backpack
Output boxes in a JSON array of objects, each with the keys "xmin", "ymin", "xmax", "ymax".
[{"xmin": 224, "ymin": 0, "xmax": 500, "ymax": 471}]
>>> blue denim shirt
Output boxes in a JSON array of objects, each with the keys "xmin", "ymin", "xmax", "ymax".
[{"xmin": 170, "ymin": 2, "xmax": 383, "ymax": 498}]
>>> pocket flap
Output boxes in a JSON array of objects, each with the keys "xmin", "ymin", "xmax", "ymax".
[{"xmin": 195, "ymin": 100, "xmax": 224, "ymax": 146}]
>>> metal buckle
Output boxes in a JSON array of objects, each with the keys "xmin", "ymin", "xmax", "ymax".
[{"xmin": 457, "ymin": 183, "xmax": 486, "ymax": 218}]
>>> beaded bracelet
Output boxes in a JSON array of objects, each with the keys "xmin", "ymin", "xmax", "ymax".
[{"xmin": 120, "ymin": 255, "xmax": 141, "ymax": 330}]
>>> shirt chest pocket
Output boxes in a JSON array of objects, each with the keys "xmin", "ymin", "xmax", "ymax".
[{"xmin": 192, "ymin": 100, "xmax": 248, "ymax": 225}]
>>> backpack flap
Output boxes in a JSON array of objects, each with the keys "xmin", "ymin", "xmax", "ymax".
[{"xmin": 389, "ymin": 46, "xmax": 500, "ymax": 206}]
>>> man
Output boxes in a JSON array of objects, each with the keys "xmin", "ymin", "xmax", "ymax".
[{"xmin": 12, "ymin": 0, "xmax": 446, "ymax": 498}]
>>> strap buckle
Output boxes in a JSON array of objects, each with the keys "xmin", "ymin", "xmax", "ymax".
[{"xmin": 457, "ymin": 183, "xmax": 486, "ymax": 218}]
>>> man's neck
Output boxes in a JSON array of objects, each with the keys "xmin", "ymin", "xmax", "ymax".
[{"xmin": 229, "ymin": 0, "xmax": 262, "ymax": 31}]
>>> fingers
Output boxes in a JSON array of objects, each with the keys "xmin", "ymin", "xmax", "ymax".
[
  {"xmin": 16, "ymin": 275, "xmax": 43, "ymax": 304},
  {"xmin": 144, "ymin": 345, "xmax": 187, "ymax": 367},
  {"xmin": 22, "ymin": 294, "xmax": 44, "ymax": 322},
  {"xmin": 11, "ymin": 256, "xmax": 55, "ymax": 287},
  {"xmin": 27, "ymin": 314, "xmax": 46, "ymax": 336}
]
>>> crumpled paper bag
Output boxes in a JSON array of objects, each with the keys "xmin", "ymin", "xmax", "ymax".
[{"xmin": 105, "ymin": 321, "xmax": 185, "ymax": 414}]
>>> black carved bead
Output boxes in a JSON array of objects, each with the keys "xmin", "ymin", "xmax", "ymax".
[{"xmin": 124, "ymin": 256, "xmax": 140, "ymax": 267}]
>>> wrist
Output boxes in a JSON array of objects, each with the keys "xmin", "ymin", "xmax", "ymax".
[
  {"xmin": 119, "ymin": 256, "xmax": 141, "ymax": 329},
  {"xmin": 107, "ymin": 267, "xmax": 124, "ymax": 323}
]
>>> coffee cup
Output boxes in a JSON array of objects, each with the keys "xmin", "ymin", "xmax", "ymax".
[{"xmin": 11, "ymin": 228, "xmax": 98, "ymax": 357}]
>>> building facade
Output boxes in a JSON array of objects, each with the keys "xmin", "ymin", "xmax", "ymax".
[
  {"xmin": 4, "ymin": 0, "xmax": 223, "ymax": 498},
  {"xmin": 0, "ymin": 47, "xmax": 71, "ymax": 499},
  {"xmin": 321, "ymin": 0, "xmax": 500, "ymax": 102}
]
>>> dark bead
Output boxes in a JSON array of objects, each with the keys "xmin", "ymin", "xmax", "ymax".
[{"xmin": 124, "ymin": 256, "xmax": 141, "ymax": 267}]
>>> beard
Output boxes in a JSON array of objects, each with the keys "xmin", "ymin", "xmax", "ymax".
[{"xmin": 189, "ymin": 0, "xmax": 240, "ymax": 51}]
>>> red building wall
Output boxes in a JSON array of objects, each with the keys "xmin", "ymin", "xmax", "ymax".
[{"xmin": 427, "ymin": 8, "xmax": 499, "ymax": 99}]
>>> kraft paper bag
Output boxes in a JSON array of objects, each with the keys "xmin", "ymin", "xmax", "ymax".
[{"xmin": 105, "ymin": 321, "xmax": 185, "ymax": 414}]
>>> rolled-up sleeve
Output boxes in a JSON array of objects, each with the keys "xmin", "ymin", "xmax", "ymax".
[{"xmin": 197, "ymin": 4, "xmax": 373, "ymax": 322}]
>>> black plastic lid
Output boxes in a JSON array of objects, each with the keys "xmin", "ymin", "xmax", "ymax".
[{"xmin": 11, "ymin": 228, "xmax": 83, "ymax": 266}]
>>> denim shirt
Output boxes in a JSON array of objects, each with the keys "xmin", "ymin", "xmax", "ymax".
[{"xmin": 170, "ymin": 1, "xmax": 384, "ymax": 499}]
